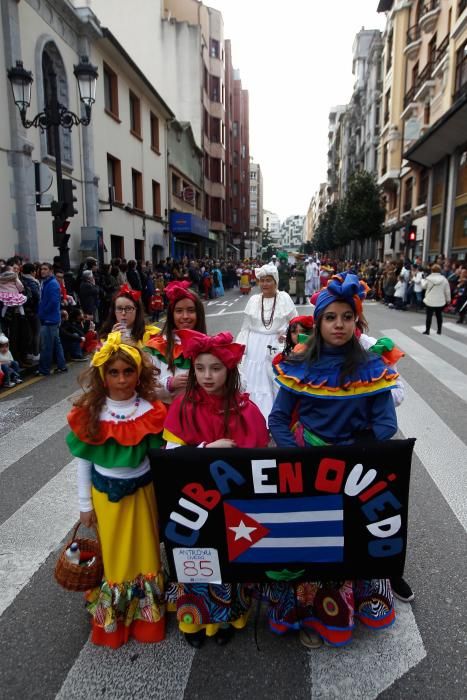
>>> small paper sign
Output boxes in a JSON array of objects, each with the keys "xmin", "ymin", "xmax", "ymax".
[{"xmin": 173, "ymin": 547, "xmax": 222, "ymax": 584}]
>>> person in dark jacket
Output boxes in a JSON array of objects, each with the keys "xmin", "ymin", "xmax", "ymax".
[
  {"xmin": 127, "ymin": 260, "xmax": 142, "ymax": 291},
  {"xmin": 37, "ymin": 263, "xmax": 67, "ymax": 376},
  {"xmin": 79, "ymin": 270, "xmax": 100, "ymax": 322},
  {"xmin": 59, "ymin": 307, "xmax": 87, "ymax": 360},
  {"xmin": 21, "ymin": 262, "xmax": 41, "ymax": 360}
]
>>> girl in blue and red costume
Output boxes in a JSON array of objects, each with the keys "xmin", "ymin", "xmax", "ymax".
[
  {"xmin": 163, "ymin": 329, "xmax": 269, "ymax": 648},
  {"xmin": 268, "ymin": 272, "xmax": 399, "ymax": 648}
]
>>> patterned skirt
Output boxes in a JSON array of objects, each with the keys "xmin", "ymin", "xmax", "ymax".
[
  {"xmin": 256, "ymin": 578, "xmax": 394, "ymax": 646},
  {"xmin": 166, "ymin": 582, "xmax": 251, "ymax": 636}
]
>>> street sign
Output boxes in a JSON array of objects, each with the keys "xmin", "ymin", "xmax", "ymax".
[{"xmin": 182, "ymin": 187, "xmax": 195, "ymax": 202}]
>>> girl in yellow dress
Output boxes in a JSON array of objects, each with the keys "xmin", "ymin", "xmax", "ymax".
[{"xmin": 66, "ymin": 332, "xmax": 167, "ymax": 648}]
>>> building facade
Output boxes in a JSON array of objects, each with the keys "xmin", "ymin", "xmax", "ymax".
[
  {"xmin": 249, "ymin": 160, "xmax": 263, "ymax": 258},
  {"xmin": 263, "ymin": 209, "xmax": 281, "ymax": 245},
  {"xmin": 280, "ymin": 215, "xmax": 306, "ymax": 252},
  {"xmin": 1, "ymin": 0, "xmax": 174, "ymax": 266}
]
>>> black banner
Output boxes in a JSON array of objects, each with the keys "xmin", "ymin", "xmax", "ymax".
[{"xmin": 150, "ymin": 440, "xmax": 414, "ymax": 583}]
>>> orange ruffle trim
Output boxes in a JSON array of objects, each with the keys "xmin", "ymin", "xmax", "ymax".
[
  {"xmin": 67, "ymin": 402, "xmax": 167, "ymax": 446},
  {"xmin": 145, "ymin": 335, "xmax": 184, "ymax": 359}
]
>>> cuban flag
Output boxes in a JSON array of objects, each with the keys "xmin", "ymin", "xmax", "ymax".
[{"xmin": 224, "ymin": 496, "xmax": 344, "ymax": 564}]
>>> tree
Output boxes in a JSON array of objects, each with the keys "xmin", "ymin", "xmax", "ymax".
[
  {"xmin": 343, "ymin": 171, "xmax": 385, "ymax": 242},
  {"xmin": 260, "ymin": 229, "xmax": 276, "ymax": 261}
]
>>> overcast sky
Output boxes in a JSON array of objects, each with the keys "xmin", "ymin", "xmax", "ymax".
[{"xmin": 209, "ymin": 0, "xmax": 386, "ymax": 221}]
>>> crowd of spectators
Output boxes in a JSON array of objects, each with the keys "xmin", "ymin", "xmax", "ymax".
[{"xmin": 0, "ymin": 251, "xmax": 465, "ymax": 389}]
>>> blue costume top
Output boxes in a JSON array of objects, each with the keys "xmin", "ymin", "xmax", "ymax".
[{"xmin": 269, "ymin": 344, "xmax": 398, "ymax": 447}]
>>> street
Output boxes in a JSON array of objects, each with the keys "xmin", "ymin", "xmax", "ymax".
[{"xmin": 0, "ymin": 287, "xmax": 466, "ymax": 700}]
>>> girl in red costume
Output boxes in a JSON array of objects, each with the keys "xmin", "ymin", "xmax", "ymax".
[
  {"xmin": 163, "ymin": 329, "xmax": 269, "ymax": 648},
  {"xmin": 272, "ymin": 315, "xmax": 314, "ymax": 367},
  {"xmin": 66, "ymin": 333, "xmax": 167, "ymax": 648}
]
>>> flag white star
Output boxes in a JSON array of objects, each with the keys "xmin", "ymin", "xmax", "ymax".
[{"xmin": 229, "ymin": 520, "xmax": 257, "ymax": 542}]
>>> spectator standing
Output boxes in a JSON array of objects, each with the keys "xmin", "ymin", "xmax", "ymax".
[
  {"xmin": 21, "ymin": 262, "xmax": 41, "ymax": 361},
  {"xmin": 421, "ymin": 264, "xmax": 451, "ymax": 335},
  {"xmin": 37, "ymin": 263, "xmax": 67, "ymax": 376},
  {"xmin": 0, "ymin": 333, "xmax": 23, "ymax": 387},
  {"xmin": 79, "ymin": 270, "xmax": 100, "ymax": 324}
]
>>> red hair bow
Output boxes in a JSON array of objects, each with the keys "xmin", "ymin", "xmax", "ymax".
[
  {"xmin": 165, "ymin": 280, "xmax": 196, "ymax": 306},
  {"xmin": 290, "ymin": 315, "xmax": 314, "ymax": 329},
  {"xmin": 118, "ymin": 284, "xmax": 142, "ymax": 302},
  {"xmin": 177, "ymin": 329, "xmax": 245, "ymax": 369}
]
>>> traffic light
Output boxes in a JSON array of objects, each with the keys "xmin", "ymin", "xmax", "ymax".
[
  {"xmin": 53, "ymin": 219, "xmax": 70, "ymax": 247},
  {"xmin": 408, "ymin": 225, "xmax": 417, "ymax": 244},
  {"xmin": 62, "ymin": 178, "xmax": 78, "ymax": 218}
]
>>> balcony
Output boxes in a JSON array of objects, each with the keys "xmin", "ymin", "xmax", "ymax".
[
  {"xmin": 404, "ymin": 61, "xmax": 435, "ymax": 110},
  {"xmin": 432, "ymin": 35, "xmax": 449, "ymax": 77},
  {"xmin": 419, "ymin": 1, "xmax": 441, "ymax": 34},
  {"xmin": 404, "ymin": 25, "xmax": 422, "ymax": 61}
]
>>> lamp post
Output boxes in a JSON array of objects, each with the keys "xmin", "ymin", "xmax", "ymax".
[{"xmin": 7, "ymin": 57, "xmax": 98, "ymax": 271}]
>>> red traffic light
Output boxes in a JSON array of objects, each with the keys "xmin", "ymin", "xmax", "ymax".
[
  {"xmin": 408, "ymin": 227, "xmax": 416, "ymax": 242},
  {"xmin": 57, "ymin": 220, "xmax": 70, "ymax": 234}
]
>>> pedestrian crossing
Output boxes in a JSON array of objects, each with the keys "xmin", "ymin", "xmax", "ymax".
[{"xmin": 0, "ymin": 319, "xmax": 466, "ymax": 699}]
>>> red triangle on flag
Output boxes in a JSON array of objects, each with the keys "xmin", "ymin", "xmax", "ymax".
[{"xmin": 224, "ymin": 502, "xmax": 270, "ymax": 562}]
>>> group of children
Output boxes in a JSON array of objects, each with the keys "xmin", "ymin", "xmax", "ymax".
[{"xmin": 66, "ymin": 274, "xmax": 412, "ymax": 651}]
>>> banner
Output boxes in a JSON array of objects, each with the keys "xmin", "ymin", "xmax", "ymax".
[{"xmin": 151, "ymin": 440, "xmax": 414, "ymax": 584}]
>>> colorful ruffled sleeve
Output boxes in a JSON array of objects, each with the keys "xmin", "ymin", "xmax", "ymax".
[{"xmin": 66, "ymin": 401, "xmax": 167, "ymax": 469}]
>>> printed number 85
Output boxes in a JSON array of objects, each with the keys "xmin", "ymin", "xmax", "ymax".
[{"xmin": 183, "ymin": 560, "xmax": 214, "ymax": 577}]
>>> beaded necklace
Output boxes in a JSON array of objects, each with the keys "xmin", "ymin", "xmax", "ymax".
[
  {"xmin": 261, "ymin": 293, "xmax": 277, "ymax": 330},
  {"xmin": 106, "ymin": 397, "xmax": 140, "ymax": 421}
]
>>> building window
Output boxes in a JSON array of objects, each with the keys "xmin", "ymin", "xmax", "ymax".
[
  {"xmin": 241, "ymin": 144, "xmax": 246, "ymax": 159},
  {"xmin": 152, "ymin": 180, "xmax": 161, "ymax": 217},
  {"xmin": 250, "ymin": 170, "xmax": 256, "ymax": 179},
  {"xmin": 384, "ymin": 90, "xmax": 391, "ymax": 124},
  {"xmin": 211, "ymin": 197, "xmax": 223, "ymax": 222},
  {"xmin": 233, "ymin": 208, "xmax": 238, "ymax": 224},
  {"xmin": 386, "ymin": 30, "xmax": 393, "ymax": 72},
  {"xmin": 210, "ymin": 75, "xmax": 220, "ymax": 102},
  {"xmin": 103, "ymin": 62, "xmax": 119, "ymax": 117},
  {"xmin": 418, "ymin": 168, "xmax": 429, "ymax": 205},
  {"xmin": 132, "ymin": 168, "xmax": 143, "ymax": 210},
  {"xmin": 233, "ymin": 151, "xmax": 239, "ymax": 167},
  {"xmin": 210, "ymin": 38, "xmax": 220, "ymax": 58},
  {"xmin": 107, "ymin": 154, "xmax": 122, "ymax": 203},
  {"xmin": 454, "ymin": 40, "xmax": 467, "ymax": 99},
  {"xmin": 403, "ymin": 177, "xmax": 413, "ymax": 212},
  {"xmin": 233, "ymin": 121, "xmax": 239, "ymax": 138},
  {"xmin": 210, "ymin": 158, "xmax": 223, "ymax": 183},
  {"xmin": 210, "ymin": 117, "xmax": 221, "ymax": 142},
  {"xmin": 172, "ymin": 173, "xmax": 181, "ymax": 197},
  {"xmin": 150, "ymin": 113, "xmax": 160, "ymax": 152},
  {"xmin": 110, "ymin": 234, "xmax": 124, "ymax": 259},
  {"xmin": 134, "ymin": 239, "xmax": 144, "ymax": 261},
  {"xmin": 204, "ymin": 108, "xmax": 209, "ymax": 137},
  {"xmin": 129, "ymin": 91, "xmax": 141, "ymax": 138}
]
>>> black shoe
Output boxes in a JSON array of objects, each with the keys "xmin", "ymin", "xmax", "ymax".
[
  {"xmin": 437, "ymin": 330, "xmax": 441, "ymax": 335},
  {"xmin": 54, "ymin": 367, "xmax": 68, "ymax": 374},
  {"xmin": 34, "ymin": 370, "xmax": 49, "ymax": 376},
  {"xmin": 215, "ymin": 626, "xmax": 235, "ymax": 646},
  {"xmin": 183, "ymin": 631, "xmax": 206, "ymax": 649},
  {"xmin": 391, "ymin": 577, "xmax": 414, "ymax": 603},
  {"xmin": 422, "ymin": 331, "xmax": 429, "ymax": 335}
]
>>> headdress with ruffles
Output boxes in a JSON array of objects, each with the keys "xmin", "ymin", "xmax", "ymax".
[
  {"xmin": 164, "ymin": 280, "xmax": 196, "ymax": 307},
  {"xmin": 177, "ymin": 329, "xmax": 245, "ymax": 369},
  {"xmin": 314, "ymin": 272, "xmax": 369, "ymax": 320}
]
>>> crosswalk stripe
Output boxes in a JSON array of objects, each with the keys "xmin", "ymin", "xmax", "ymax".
[
  {"xmin": 310, "ymin": 601, "xmax": 426, "ymax": 698},
  {"xmin": 0, "ymin": 459, "xmax": 77, "ymax": 616},
  {"xmin": 0, "ymin": 395, "xmax": 75, "ymax": 474},
  {"xmin": 382, "ymin": 329, "xmax": 467, "ymax": 402},
  {"xmin": 412, "ymin": 326, "xmax": 467, "ymax": 358},
  {"xmin": 56, "ymin": 624, "xmax": 195, "ymax": 699},
  {"xmin": 397, "ymin": 376, "xmax": 467, "ymax": 533},
  {"xmin": 443, "ymin": 321, "xmax": 467, "ymax": 337}
]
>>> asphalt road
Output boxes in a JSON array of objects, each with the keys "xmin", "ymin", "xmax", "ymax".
[{"xmin": 0, "ymin": 287, "xmax": 466, "ymax": 699}]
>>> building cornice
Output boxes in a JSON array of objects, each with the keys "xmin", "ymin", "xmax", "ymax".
[{"xmin": 26, "ymin": 0, "xmax": 103, "ymax": 53}]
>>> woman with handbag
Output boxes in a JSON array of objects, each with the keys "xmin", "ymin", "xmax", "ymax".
[{"xmin": 66, "ymin": 333, "xmax": 167, "ymax": 648}]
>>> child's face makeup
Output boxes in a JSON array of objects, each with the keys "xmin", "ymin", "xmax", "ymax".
[
  {"xmin": 173, "ymin": 298, "xmax": 197, "ymax": 330},
  {"xmin": 193, "ymin": 353, "xmax": 228, "ymax": 395},
  {"xmin": 319, "ymin": 302, "xmax": 356, "ymax": 346},
  {"xmin": 104, "ymin": 359, "xmax": 139, "ymax": 401}
]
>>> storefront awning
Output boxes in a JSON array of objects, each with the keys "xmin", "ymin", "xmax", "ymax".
[
  {"xmin": 404, "ymin": 92, "xmax": 467, "ymax": 167},
  {"xmin": 169, "ymin": 211, "xmax": 209, "ymax": 238}
]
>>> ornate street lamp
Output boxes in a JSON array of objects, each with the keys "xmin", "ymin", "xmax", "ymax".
[
  {"xmin": 7, "ymin": 56, "xmax": 98, "ymax": 130},
  {"xmin": 7, "ymin": 56, "xmax": 98, "ymax": 270}
]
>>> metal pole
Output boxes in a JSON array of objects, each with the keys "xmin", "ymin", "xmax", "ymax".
[{"xmin": 48, "ymin": 70, "xmax": 70, "ymax": 271}]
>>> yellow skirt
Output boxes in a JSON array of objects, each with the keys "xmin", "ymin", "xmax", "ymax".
[
  {"xmin": 92, "ymin": 482, "xmax": 161, "ymax": 583},
  {"xmin": 86, "ymin": 482, "xmax": 165, "ymax": 647}
]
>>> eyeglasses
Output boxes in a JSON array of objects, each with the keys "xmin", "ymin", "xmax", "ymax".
[{"xmin": 115, "ymin": 306, "xmax": 136, "ymax": 314}]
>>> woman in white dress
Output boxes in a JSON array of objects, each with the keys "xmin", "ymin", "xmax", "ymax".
[{"xmin": 236, "ymin": 263, "xmax": 296, "ymax": 420}]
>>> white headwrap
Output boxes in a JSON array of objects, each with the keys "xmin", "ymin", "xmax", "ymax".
[{"xmin": 254, "ymin": 263, "xmax": 279, "ymax": 285}]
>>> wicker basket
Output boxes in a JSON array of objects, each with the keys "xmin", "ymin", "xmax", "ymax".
[{"xmin": 54, "ymin": 521, "xmax": 103, "ymax": 592}]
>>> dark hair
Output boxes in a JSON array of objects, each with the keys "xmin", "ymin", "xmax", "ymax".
[
  {"xmin": 99, "ymin": 291, "xmax": 146, "ymax": 341},
  {"xmin": 180, "ymin": 361, "xmax": 247, "ymax": 438},
  {"xmin": 68, "ymin": 307, "xmax": 84, "ymax": 322},
  {"xmin": 283, "ymin": 321, "xmax": 312, "ymax": 357},
  {"xmin": 74, "ymin": 344, "xmax": 159, "ymax": 440},
  {"xmin": 162, "ymin": 292, "xmax": 206, "ymax": 372},
  {"xmin": 292, "ymin": 306, "xmax": 369, "ymax": 386},
  {"xmin": 22, "ymin": 262, "xmax": 35, "ymax": 275}
]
